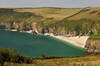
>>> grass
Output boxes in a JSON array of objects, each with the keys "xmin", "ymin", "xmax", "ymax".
[
  {"xmin": 14, "ymin": 7, "xmax": 81, "ymax": 20},
  {"xmin": 1, "ymin": 54, "xmax": 100, "ymax": 66},
  {"xmin": 46, "ymin": 11, "xmax": 60, "ymax": 14},
  {"xmin": 67, "ymin": 7, "xmax": 100, "ymax": 20},
  {"xmin": 89, "ymin": 35, "xmax": 100, "ymax": 40}
]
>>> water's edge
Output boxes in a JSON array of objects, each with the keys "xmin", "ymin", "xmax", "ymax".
[{"xmin": 1, "ymin": 31, "xmax": 86, "ymax": 57}]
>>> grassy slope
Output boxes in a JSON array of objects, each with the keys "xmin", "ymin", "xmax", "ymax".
[
  {"xmin": 0, "ymin": 8, "xmax": 81, "ymax": 27},
  {"xmin": 0, "ymin": 7, "xmax": 81, "ymax": 30},
  {"xmin": 1, "ymin": 7, "xmax": 100, "ymax": 23},
  {"xmin": 14, "ymin": 7, "xmax": 81, "ymax": 20},
  {"xmin": 0, "ymin": 8, "xmax": 43, "ymax": 23},
  {"xmin": 67, "ymin": 7, "xmax": 100, "ymax": 20},
  {"xmin": 3, "ymin": 55, "xmax": 100, "ymax": 66}
]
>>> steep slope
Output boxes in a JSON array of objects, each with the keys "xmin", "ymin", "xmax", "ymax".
[{"xmin": 85, "ymin": 39, "xmax": 100, "ymax": 52}]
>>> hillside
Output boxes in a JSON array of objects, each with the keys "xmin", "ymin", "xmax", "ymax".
[
  {"xmin": 14, "ymin": 7, "xmax": 81, "ymax": 20},
  {"xmin": 0, "ymin": 7, "xmax": 100, "ymax": 35},
  {"xmin": 1, "ymin": 53, "xmax": 100, "ymax": 66},
  {"xmin": 0, "ymin": 7, "xmax": 81, "ymax": 33},
  {"xmin": 65, "ymin": 7, "xmax": 100, "ymax": 20},
  {"xmin": 59, "ymin": 7, "xmax": 100, "ymax": 52}
]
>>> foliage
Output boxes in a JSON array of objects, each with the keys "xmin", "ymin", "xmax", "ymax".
[
  {"xmin": 46, "ymin": 19, "xmax": 100, "ymax": 37},
  {"xmin": 0, "ymin": 47, "xmax": 33, "ymax": 64},
  {"xmin": 2, "ymin": 54, "xmax": 100, "ymax": 66}
]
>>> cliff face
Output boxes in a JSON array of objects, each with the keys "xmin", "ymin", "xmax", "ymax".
[
  {"xmin": 0, "ymin": 22, "xmax": 51, "ymax": 34},
  {"xmin": 85, "ymin": 40, "xmax": 100, "ymax": 52}
]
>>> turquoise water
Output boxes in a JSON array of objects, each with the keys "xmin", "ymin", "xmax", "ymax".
[{"xmin": 0, "ymin": 30, "xmax": 87, "ymax": 57}]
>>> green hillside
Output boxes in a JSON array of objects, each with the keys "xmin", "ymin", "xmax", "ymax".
[
  {"xmin": 59, "ymin": 7, "xmax": 100, "ymax": 40},
  {"xmin": 15, "ymin": 7, "xmax": 81, "ymax": 20},
  {"xmin": 0, "ymin": 7, "xmax": 100, "ymax": 39},
  {"xmin": 0, "ymin": 8, "xmax": 43, "ymax": 23},
  {"xmin": 67, "ymin": 7, "xmax": 100, "ymax": 20}
]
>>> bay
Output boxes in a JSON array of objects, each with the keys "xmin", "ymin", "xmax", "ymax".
[{"xmin": 0, "ymin": 30, "xmax": 87, "ymax": 57}]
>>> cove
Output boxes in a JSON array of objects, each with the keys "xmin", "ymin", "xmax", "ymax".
[{"xmin": 0, "ymin": 30, "xmax": 87, "ymax": 57}]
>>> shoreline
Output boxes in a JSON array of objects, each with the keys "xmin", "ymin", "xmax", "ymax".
[
  {"xmin": 44, "ymin": 33, "xmax": 89, "ymax": 48},
  {"xmin": 4, "ymin": 30, "xmax": 89, "ymax": 48}
]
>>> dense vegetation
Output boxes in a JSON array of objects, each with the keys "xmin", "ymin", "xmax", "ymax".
[
  {"xmin": 0, "ymin": 47, "xmax": 100, "ymax": 66},
  {"xmin": 47, "ymin": 19, "xmax": 100, "ymax": 35},
  {"xmin": 0, "ymin": 47, "xmax": 33, "ymax": 66},
  {"xmin": 0, "ymin": 48, "xmax": 100, "ymax": 66}
]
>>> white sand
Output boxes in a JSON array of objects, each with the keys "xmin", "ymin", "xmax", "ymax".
[
  {"xmin": 10, "ymin": 30, "xmax": 33, "ymax": 33},
  {"xmin": 44, "ymin": 33, "xmax": 89, "ymax": 48},
  {"xmin": 10, "ymin": 29, "xmax": 17, "ymax": 31},
  {"xmin": 23, "ymin": 30, "xmax": 33, "ymax": 33}
]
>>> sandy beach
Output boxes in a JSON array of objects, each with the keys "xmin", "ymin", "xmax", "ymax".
[{"xmin": 44, "ymin": 33, "xmax": 89, "ymax": 48}]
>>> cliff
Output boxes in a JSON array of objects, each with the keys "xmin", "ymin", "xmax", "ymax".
[{"xmin": 85, "ymin": 39, "xmax": 100, "ymax": 52}]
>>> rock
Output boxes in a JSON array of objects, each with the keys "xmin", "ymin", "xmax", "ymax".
[{"xmin": 85, "ymin": 39, "xmax": 100, "ymax": 52}]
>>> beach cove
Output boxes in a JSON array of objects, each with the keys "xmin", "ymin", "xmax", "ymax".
[
  {"xmin": 0, "ymin": 30, "xmax": 87, "ymax": 57},
  {"xmin": 44, "ymin": 33, "xmax": 89, "ymax": 48}
]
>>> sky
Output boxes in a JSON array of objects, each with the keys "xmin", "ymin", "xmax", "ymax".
[{"xmin": 0, "ymin": 0, "xmax": 100, "ymax": 8}]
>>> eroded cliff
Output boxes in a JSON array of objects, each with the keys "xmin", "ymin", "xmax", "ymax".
[{"xmin": 85, "ymin": 39, "xmax": 100, "ymax": 52}]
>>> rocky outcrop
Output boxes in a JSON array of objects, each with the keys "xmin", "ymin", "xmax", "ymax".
[{"xmin": 85, "ymin": 39, "xmax": 100, "ymax": 52}]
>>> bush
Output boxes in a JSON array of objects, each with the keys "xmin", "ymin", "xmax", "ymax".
[
  {"xmin": 40, "ymin": 54, "xmax": 46, "ymax": 59},
  {"xmin": 0, "ymin": 46, "xmax": 33, "ymax": 64}
]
